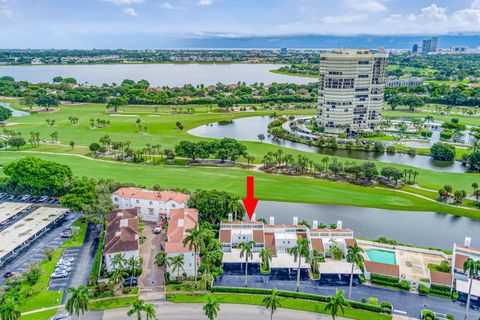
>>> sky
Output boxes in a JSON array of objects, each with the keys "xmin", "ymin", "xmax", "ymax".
[{"xmin": 0, "ymin": 0, "xmax": 480, "ymax": 49}]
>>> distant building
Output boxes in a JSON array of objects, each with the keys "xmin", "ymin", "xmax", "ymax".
[
  {"xmin": 165, "ymin": 208, "xmax": 199, "ymax": 277},
  {"xmin": 317, "ymin": 49, "xmax": 388, "ymax": 134},
  {"xmin": 104, "ymin": 209, "xmax": 139, "ymax": 272},
  {"xmin": 422, "ymin": 37, "xmax": 438, "ymax": 55},
  {"xmin": 412, "ymin": 44, "xmax": 418, "ymax": 53},
  {"xmin": 385, "ymin": 77, "xmax": 424, "ymax": 87},
  {"xmin": 31, "ymin": 58, "xmax": 43, "ymax": 65},
  {"xmin": 112, "ymin": 187, "xmax": 189, "ymax": 222},
  {"xmin": 280, "ymin": 48, "xmax": 287, "ymax": 55}
]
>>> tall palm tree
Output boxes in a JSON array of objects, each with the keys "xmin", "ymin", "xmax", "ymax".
[
  {"xmin": 263, "ymin": 288, "xmax": 282, "ymax": 320},
  {"xmin": 228, "ymin": 199, "xmax": 241, "ymax": 221},
  {"xmin": 325, "ymin": 289, "xmax": 347, "ymax": 320},
  {"xmin": 203, "ymin": 295, "xmax": 220, "ymax": 320},
  {"xmin": 0, "ymin": 298, "xmax": 21, "ymax": 320},
  {"xmin": 346, "ymin": 244, "xmax": 364, "ymax": 300},
  {"xmin": 167, "ymin": 254, "xmax": 185, "ymax": 279},
  {"xmin": 238, "ymin": 240, "xmax": 255, "ymax": 287},
  {"xmin": 288, "ymin": 237, "xmax": 310, "ymax": 292},
  {"xmin": 309, "ymin": 249, "xmax": 322, "ymax": 277},
  {"xmin": 144, "ymin": 303, "xmax": 158, "ymax": 320},
  {"xmin": 127, "ymin": 300, "xmax": 147, "ymax": 320},
  {"xmin": 201, "ymin": 240, "xmax": 221, "ymax": 290},
  {"xmin": 110, "ymin": 267, "xmax": 128, "ymax": 286},
  {"xmin": 463, "ymin": 258, "xmax": 479, "ymax": 320},
  {"xmin": 183, "ymin": 225, "xmax": 204, "ymax": 288},
  {"xmin": 127, "ymin": 256, "xmax": 139, "ymax": 277},
  {"xmin": 66, "ymin": 285, "xmax": 90, "ymax": 320},
  {"xmin": 260, "ymin": 248, "xmax": 273, "ymax": 272}
]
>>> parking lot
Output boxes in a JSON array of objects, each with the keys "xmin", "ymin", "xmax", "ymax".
[
  {"xmin": 48, "ymin": 247, "xmax": 82, "ymax": 291},
  {"xmin": 0, "ymin": 193, "xmax": 81, "ymax": 285}
]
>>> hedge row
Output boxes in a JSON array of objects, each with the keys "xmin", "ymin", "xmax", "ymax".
[
  {"xmin": 371, "ymin": 279, "xmax": 410, "ymax": 291},
  {"xmin": 211, "ymin": 286, "xmax": 392, "ymax": 314},
  {"xmin": 430, "ymin": 284, "xmax": 451, "ymax": 297},
  {"xmin": 370, "ymin": 273, "xmax": 400, "ymax": 284}
]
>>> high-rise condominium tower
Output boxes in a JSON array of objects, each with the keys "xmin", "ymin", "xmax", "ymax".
[{"xmin": 317, "ymin": 49, "xmax": 388, "ymax": 134}]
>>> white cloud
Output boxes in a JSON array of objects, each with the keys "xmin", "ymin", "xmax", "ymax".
[
  {"xmin": 0, "ymin": 0, "xmax": 13, "ymax": 18},
  {"xmin": 122, "ymin": 7, "xmax": 138, "ymax": 16},
  {"xmin": 197, "ymin": 0, "xmax": 213, "ymax": 6},
  {"xmin": 102, "ymin": 0, "xmax": 144, "ymax": 5},
  {"xmin": 345, "ymin": 0, "xmax": 387, "ymax": 12},
  {"xmin": 158, "ymin": 2, "xmax": 184, "ymax": 10}
]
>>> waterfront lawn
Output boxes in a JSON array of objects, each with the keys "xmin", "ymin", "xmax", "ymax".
[
  {"xmin": 167, "ymin": 293, "xmax": 391, "ymax": 320},
  {"xmin": 383, "ymin": 109, "xmax": 480, "ymax": 127},
  {"xmin": 89, "ymin": 296, "xmax": 139, "ymax": 310}
]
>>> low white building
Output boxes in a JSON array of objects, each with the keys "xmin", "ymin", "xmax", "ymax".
[
  {"xmin": 112, "ymin": 187, "xmax": 189, "ymax": 222},
  {"xmin": 104, "ymin": 209, "xmax": 139, "ymax": 272},
  {"xmin": 165, "ymin": 208, "xmax": 199, "ymax": 278}
]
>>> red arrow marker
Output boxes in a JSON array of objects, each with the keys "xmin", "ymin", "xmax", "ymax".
[{"xmin": 242, "ymin": 176, "xmax": 258, "ymax": 221}]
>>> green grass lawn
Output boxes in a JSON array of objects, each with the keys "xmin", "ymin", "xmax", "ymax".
[
  {"xmin": 1, "ymin": 151, "xmax": 478, "ymax": 219},
  {"xmin": 384, "ymin": 109, "xmax": 480, "ymax": 127},
  {"xmin": 167, "ymin": 293, "xmax": 391, "ymax": 320},
  {"xmin": 89, "ymin": 296, "xmax": 139, "ymax": 310},
  {"xmin": 269, "ymin": 69, "xmax": 319, "ymax": 78},
  {"xmin": 20, "ymin": 309, "xmax": 58, "ymax": 320}
]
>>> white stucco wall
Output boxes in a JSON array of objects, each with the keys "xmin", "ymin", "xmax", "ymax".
[
  {"xmin": 105, "ymin": 250, "xmax": 139, "ymax": 272},
  {"xmin": 166, "ymin": 252, "xmax": 196, "ymax": 277}
]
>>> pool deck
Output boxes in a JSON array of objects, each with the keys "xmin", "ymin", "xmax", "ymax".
[{"xmin": 360, "ymin": 243, "xmax": 446, "ymax": 283}]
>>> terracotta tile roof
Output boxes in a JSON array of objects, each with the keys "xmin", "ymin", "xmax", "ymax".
[
  {"xmin": 309, "ymin": 228, "xmax": 353, "ymax": 234},
  {"xmin": 365, "ymin": 261, "xmax": 399, "ymax": 278},
  {"xmin": 456, "ymin": 245, "xmax": 480, "ymax": 254},
  {"xmin": 455, "ymin": 253, "xmax": 469, "ymax": 270},
  {"xmin": 113, "ymin": 187, "xmax": 189, "ymax": 204},
  {"xmin": 104, "ymin": 209, "xmax": 139, "ymax": 254},
  {"xmin": 220, "ymin": 229, "xmax": 231, "ymax": 244},
  {"xmin": 165, "ymin": 208, "xmax": 198, "ymax": 253},
  {"xmin": 264, "ymin": 232, "xmax": 276, "ymax": 256},
  {"xmin": 430, "ymin": 270, "xmax": 453, "ymax": 287},
  {"xmin": 253, "ymin": 230, "xmax": 265, "ymax": 244},
  {"xmin": 345, "ymin": 238, "xmax": 357, "ymax": 247},
  {"xmin": 311, "ymin": 238, "xmax": 325, "ymax": 252}
]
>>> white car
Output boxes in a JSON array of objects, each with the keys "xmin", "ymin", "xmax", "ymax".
[{"xmin": 51, "ymin": 270, "xmax": 68, "ymax": 279}]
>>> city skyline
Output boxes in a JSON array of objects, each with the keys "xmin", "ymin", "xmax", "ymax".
[{"xmin": 0, "ymin": 0, "xmax": 480, "ymax": 48}]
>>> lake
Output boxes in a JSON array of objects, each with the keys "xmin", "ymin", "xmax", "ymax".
[
  {"xmin": 189, "ymin": 116, "xmax": 468, "ymax": 173},
  {"xmin": 256, "ymin": 201, "xmax": 480, "ymax": 250},
  {"xmin": 0, "ymin": 63, "xmax": 313, "ymax": 87},
  {"xmin": 0, "ymin": 102, "xmax": 30, "ymax": 116}
]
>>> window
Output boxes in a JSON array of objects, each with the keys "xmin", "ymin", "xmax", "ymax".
[
  {"xmin": 136, "ymin": 199, "xmax": 139, "ymax": 204},
  {"xmin": 114, "ymin": 197, "xmax": 118, "ymax": 201},
  {"xmin": 149, "ymin": 201, "xmax": 153, "ymax": 205},
  {"xmin": 172, "ymin": 203, "xmax": 176, "ymax": 208}
]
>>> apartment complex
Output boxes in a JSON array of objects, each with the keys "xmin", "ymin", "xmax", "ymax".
[
  {"xmin": 422, "ymin": 37, "xmax": 438, "ymax": 55},
  {"xmin": 451, "ymin": 238, "xmax": 480, "ymax": 306},
  {"xmin": 111, "ymin": 187, "xmax": 189, "ymax": 222},
  {"xmin": 317, "ymin": 49, "xmax": 388, "ymax": 134}
]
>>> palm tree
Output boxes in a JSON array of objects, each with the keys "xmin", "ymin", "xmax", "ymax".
[
  {"xmin": 238, "ymin": 240, "xmax": 255, "ymax": 287},
  {"xmin": 309, "ymin": 249, "xmax": 322, "ymax": 277},
  {"xmin": 288, "ymin": 237, "xmax": 310, "ymax": 292},
  {"xmin": 0, "ymin": 298, "xmax": 21, "ymax": 320},
  {"xmin": 203, "ymin": 295, "xmax": 220, "ymax": 320},
  {"xmin": 325, "ymin": 289, "xmax": 347, "ymax": 320},
  {"xmin": 201, "ymin": 240, "xmax": 221, "ymax": 290},
  {"xmin": 167, "ymin": 254, "xmax": 185, "ymax": 279},
  {"xmin": 260, "ymin": 248, "xmax": 273, "ymax": 272},
  {"xmin": 144, "ymin": 303, "xmax": 158, "ymax": 320},
  {"xmin": 66, "ymin": 285, "xmax": 90, "ymax": 319},
  {"xmin": 127, "ymin": 256, "xmax": 139, "ymax": 277},
  {"xmin": 127, "ymin": 299, "xmax": 147, "ymax": 320},
  {"xmin": 346, "ymin": 244, "xmax": 364, "ymax": 300},
  {"xmin": 154, "ymin": 251, "xmax": 166, "ymax": 266},
  {"xmin": 228, "ymin": 199, "xmax": 241, "ymax": 221},
  {"xmin": 463, "ymin": 258, "xmax": 480, "ymax": 320},
  {"xmin": 110, "ymin": 267, "xmax": 128, "ymax": 285},
  {"xmin": 263, "ymin": 288, "xmax": 282, "ymax": 320},
  {"xmin": 112, "ymin": 253, "xmax": 126, "ymax": 269},
  {"xmin": 183, "ymin": 225, "xmax": 204, "ymax": 288}
]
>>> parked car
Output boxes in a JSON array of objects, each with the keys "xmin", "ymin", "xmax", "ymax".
[
  {"xmin": 21, "ymin": 195, "xmax": 31, "ymax": 201},
  {"xmin": 51, "ymin": 270, "xmax": 68, "ymax": 279},
  {"xmin": 123, "ymin": 277, "xmax": 138, "ymax": 287},
  {"xmin": 61, "ymin": 230, "xmax": 72, "ymax": 238},
  {"xmin": 57, "ymin": 260, "xmax": 71, "ymax": 267},
  {"xmin": 54, "ymin": 266, "xmax": 72, "ymax": 273},
  {"xmin": 3, "ymin": 272, "xmax": 14, "ymax": 278},
  {"xmin": 60, "ymin": 256, "xmax": 75, "ymax": 263},
  {"xmin": 39, "ymin": 196, "xmax": 49, "ymax": 202},
  {"xmin": 153, "ymin": 225, "xmax": 162, "ymax": 234}
]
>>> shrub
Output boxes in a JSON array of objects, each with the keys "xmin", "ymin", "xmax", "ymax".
[
  {"xmin": 440, "ymin": 130, "xmax": 453, "ymax": 140},
  {"xmin": 430, "ymin": 284, "xmax": 451, "ymax": 297},
  {"xmin": 418, "ymin": 284, "xmax": 430, "ymax": 295},
  {"xmin": 422, "ymin": 309, "xmax": 436, "ymax": 320},
  {"xmin": 368, "ymin": 297, "xmax": 379, "ymax": 305},
  {"xmin": 431, "ymin": 142, "xmax": 456, "ymax": 161}
]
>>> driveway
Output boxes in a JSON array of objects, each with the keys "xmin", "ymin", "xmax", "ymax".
[
  {"xmin": 138, "ymin": 222, "xmax": 166, "ymax": 301},
  {"xmin": 214, "ymin": 275, "xmax": 480, "ymax": 319}
]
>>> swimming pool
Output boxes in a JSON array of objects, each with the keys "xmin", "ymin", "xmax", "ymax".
[{"xmin": 365, "ymin": 248, "xmax": 397, "ymax": 265}]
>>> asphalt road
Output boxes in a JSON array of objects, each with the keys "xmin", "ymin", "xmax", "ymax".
[
  {"xmin": 79, "ymin": 303, "xmax": 340, "ymax": 320},
  {"xmin": 214, "ymin": 275, "xmax": 480, "ymax": 319}
]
